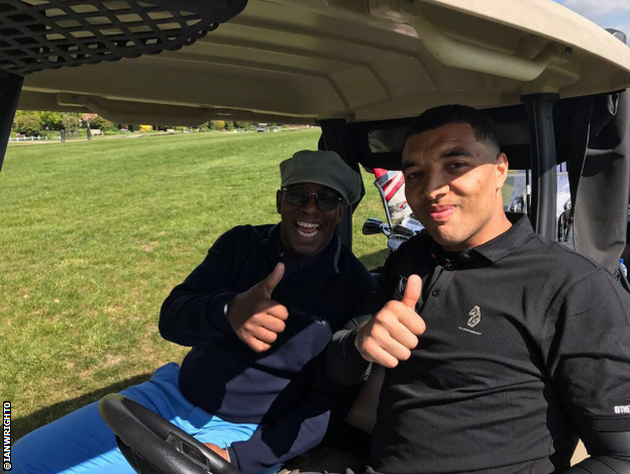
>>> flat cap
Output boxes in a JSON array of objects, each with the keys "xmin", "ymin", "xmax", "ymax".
[{"xmin": 280, "ymin": 150, "xmax": 361, "ymax": 205}]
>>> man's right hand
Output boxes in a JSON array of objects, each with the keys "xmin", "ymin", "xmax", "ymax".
[
  {"xmin": 226, "ymin": 262, "xmax": 289, "ymax": 353},
  {"xmin": 354, "ymin": 274, "xmax": 426, "ymax": 368}
]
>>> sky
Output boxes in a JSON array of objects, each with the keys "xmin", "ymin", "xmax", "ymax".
[{"xmin": 553, "ymin": 0, "xmax": 630, "ymax": 39}]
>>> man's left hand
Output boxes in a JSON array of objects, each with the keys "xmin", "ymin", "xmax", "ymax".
[{"xmin": 203, "ymin": 443, "xmax": 230, "ymax": 462}]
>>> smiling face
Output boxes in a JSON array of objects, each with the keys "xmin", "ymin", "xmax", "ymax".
[
  {"xmin": 276, "ymin": 182, "xmax": 345, "ymax": 257},
  {"xmin": 402, "ymin": 123, "xmax": 511, "ymax": 251}
]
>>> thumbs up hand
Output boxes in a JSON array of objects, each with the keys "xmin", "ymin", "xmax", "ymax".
[
  {"xmin": 226, "ymin": 262, "xmax": 289, "ymax": 353},
  {"xmin": 355, "ymin": 275, "xmax": 426, "ymax": 368}
]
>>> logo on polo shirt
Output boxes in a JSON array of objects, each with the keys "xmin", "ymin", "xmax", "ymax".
[
  {"xmin": 467, "ymin": 305, "xmax": 482, "ymax": 328},
  {"xmin": 458, "ymin": 305, "xmax": 483, "ymax": 336}
]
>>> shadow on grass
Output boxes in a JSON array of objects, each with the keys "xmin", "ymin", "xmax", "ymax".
[
  {"xmin": 359, "ymin": 248, "xmax": 389, "ymax": 272},
  {"xmin": 14, "ymin": 372, "xmax": 152, "ymax": 441}
]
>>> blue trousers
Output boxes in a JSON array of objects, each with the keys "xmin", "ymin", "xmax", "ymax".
[{"xmin": 13, "ymin": 363, "xmax": 259, "ymax": 474}]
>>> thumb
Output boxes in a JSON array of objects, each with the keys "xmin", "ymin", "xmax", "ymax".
[
  {"xmin": 259, "ymin": 262, "xmax": 285, "ymax": 295},
  {"xmin": 402, "ymin": 274, "xmax": 422, "ymax": 310}
]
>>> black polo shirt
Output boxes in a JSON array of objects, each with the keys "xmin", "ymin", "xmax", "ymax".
[{"xmin": 334, "ymin": 216, "xmax": 630, "ymax": 474}]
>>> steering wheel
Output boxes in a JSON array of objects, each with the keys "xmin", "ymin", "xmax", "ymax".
[{"xmin": 99, "ymin": 393, "xmax": 245, "ymax": 474}]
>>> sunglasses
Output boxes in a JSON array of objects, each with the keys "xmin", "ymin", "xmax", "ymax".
[{"xmin": 281, "ymin": 187, "xmax": 343, "ymax": 212}]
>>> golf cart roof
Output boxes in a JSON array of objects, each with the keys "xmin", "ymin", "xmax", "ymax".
[{"xmin": 8, "ymin": 0, "xmax": 630, "ymax": 126}]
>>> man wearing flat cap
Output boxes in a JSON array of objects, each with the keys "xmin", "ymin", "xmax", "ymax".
[{"xmin": 15, "ymin": 150, "xmax": 374, "ymax": 474}]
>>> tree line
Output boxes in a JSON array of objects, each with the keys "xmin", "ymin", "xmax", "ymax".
[{"xmin": 12, "ymin": 111, "xmax": 278, "ymax": 138}]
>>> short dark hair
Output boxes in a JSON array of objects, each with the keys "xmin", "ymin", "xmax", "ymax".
[{"xmin": 404, "ymin": 104, "xmax": 500, "ymax": 154}]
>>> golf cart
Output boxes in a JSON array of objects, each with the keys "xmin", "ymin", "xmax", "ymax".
[{"xmin": 3, "ymin": 0, "xmax": 630, "ymax": 473}]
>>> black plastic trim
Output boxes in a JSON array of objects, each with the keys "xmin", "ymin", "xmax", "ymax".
[
  {"xmin": 0, "ymin": 71, "xmax": 23, "ymax": 173},
  {"xmin": 523, "ymin": 93, "xmax": 559, "ymax": 240}
]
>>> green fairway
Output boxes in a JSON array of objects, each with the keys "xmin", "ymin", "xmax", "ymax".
[{"xmin": 1, "ymin": 129, "xmax": 388, "ymax": 439}]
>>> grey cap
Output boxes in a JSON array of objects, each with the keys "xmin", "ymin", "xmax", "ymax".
[{"xmin": 280, "ymin": 150, "xmax": 362, "ymax": 205}]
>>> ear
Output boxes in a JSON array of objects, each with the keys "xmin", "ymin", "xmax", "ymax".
[
  {"xmin": 335, "ymin": 203, "xmax": 346, "ymax": 224},
  {"xmin": 495, "ymin": 153, "xmax": 509, "ymax": 190},
  {"xmin": 276, "ymin": 190, "xmax": 283, "ymax": 215}
]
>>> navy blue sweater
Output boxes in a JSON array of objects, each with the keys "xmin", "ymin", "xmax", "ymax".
[{"xmin": 159, "ymin": 224, "xmax": 374, "ymax": 473}]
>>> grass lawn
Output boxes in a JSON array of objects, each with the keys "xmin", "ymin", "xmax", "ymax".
[{"xmin": 1, "ymin": 129, "xmax": 389, "ymax": 440}]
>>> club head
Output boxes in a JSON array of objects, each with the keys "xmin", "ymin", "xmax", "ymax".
[{"xmin": 363, "ymin": 217, "xmax": 390, "ymax": 236}]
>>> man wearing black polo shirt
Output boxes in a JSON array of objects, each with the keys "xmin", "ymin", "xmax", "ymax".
[{"xmin": 329, "ymin": 105, "xmax": 630, "ymax": 474}]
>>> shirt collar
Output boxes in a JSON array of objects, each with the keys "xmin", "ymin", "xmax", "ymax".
[
  {"xmin": 429, "ymin": 215, "xmax": 534, "ymax": 265},
  {"xmin": 260, "ymin": 224, "xmax": 280, "ymax": 260},
  {"xmin": 472, "ymin": 214, "xmax": 534, "ymax": 263}
]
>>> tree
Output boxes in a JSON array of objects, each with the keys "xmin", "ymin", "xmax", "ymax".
[
  {"xmin": 210, "ymin": 120, "xmax": 225, "ymax": 130},
  {"xmin": 90, "ymin": 115, "xmax": 114, "ymax": 131},
  {"xmin": 62, "ymin": 113, "xmax": 81, "ymax": 137},
  {"xmin": 13, "ymin": 111, "xmax": 41, "ymax": 137},
  {"xmin": 39, "ymin": 111, "xmax": 63, "ymax": 130}
]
